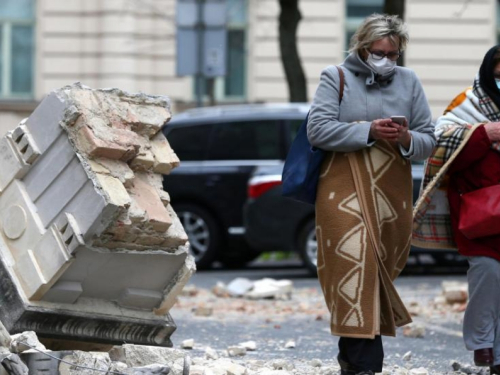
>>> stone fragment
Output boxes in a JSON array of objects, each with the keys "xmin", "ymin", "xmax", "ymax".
[
  {"xmin": 244, "ymin": 279, "xmax": 293, "ymax": 300},
  {"xmin": 238, "ymin": 341, "xmax": 256, "ymax": 351},
  {"xmin": 126, "ymin": 364, "xmax": 171, "ymax": 374},
  {"xmin": 0, "ymin": 321, "xmax": 11, "ymax": 348},
  {"xmin": 226, "ymin": 278, "xmax": 254, "ymax": 297},
  {"xmin": 402, "ymin": 351, "xmax": 412, "ymax": 361},
  {"xmin": 227, "ymin": 346, "xmax": 246, "ymax": 357},
  {"xmin": 10, "ymin": 331, "xmax": 46, "ymax": 353},
  {"xmin": 442, "ymin": 281, "xmax": 468, "ymax": 304},
  {"xmin": 181, "ymin": 285, "xmax": 199, "ymax": 297},
  {"xmin": 0, "ymin": 352, "xmax": 29, "ymax": 375},
  {"xmin": 205, "ymin": 347, "xmax": 219, "ymax": 361},
  {"xmin": 59, "ymin": 351, "xmax": 112, "ymax": 375},
  {"xmin": 409, "ymin": 368, "xmax": 428, "ymax": 375},
  {"xmin": 182, "ymin": 339, "xmax": 195, "ymax": 349},
  {"xmin": 214, "ymin": 360, "xmax": 246, "ymax": 375},
  {"xmin": 270, "ymin": 359, "xmax": 294, "ymax": 371},
  {"xmin": 402, "ymin": 323, "xmax": 425, "ymax": 338},
  {"xmin": 109, "ymin": 344, "xmax": 187, "ymax": 369},
  {"xmin": 189, "ymin": 365, "xmax": 206, "ymax": 375},
  {"xmin": 450, "ymin": 361, "xmax": 477, "ymax": 374},
  {"xmin": 309, "ymin": 358, "xmax": 322, "ymax": 367},
  {"xmin": 194, "ymin": 306, "xmax": 213, "ymax": 317},
  {"xmin": 284, "ymin": 340, "xmax": 295, "ymax": 349},
  {"xmin": 150, "ymin": 133, "xmax": 180, "ymax": 175}
]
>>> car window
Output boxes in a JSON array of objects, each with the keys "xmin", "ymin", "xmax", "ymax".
[
  {"xmin": 208, "ymin": 120, "xmax": 281, "ymax": 160},
  {"xmin": 165, "ymin": 124, "xmax": 212, "ymax": 161}
]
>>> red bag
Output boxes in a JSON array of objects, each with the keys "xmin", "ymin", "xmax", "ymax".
[{"xmin": 458, "ymin": 184, "xmax": 500, "ymax": 239}]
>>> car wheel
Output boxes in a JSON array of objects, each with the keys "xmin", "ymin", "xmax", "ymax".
[
  {"xmin": 174, "ymin": 203, "xmax": 221, "ymax": 269},
  {"xmin": 298, "ymin": 218, "xmax": 318, "ymax": 276}
]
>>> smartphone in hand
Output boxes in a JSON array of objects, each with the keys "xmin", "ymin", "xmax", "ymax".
[{"xmin": 391, "ymin": 116, "xmax": 407, "ymax": 126}]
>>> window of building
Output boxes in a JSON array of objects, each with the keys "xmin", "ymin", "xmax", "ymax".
[
  {"xmin": 195, "ymin": 0, "xmax": 247, "ymax": 102},
  {"xmin": 0, "ymin": 0, "xmax": 35, "ymax": 99},
  {"xmin": 345, "ymin": 0, "xmax": 384, "ymax": 52}
]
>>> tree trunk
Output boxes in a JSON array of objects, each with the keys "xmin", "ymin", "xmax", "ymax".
[
  {"xmin": 384, "ymin": 0, "xmax": 406, "ymax": 66},
  {"xmin": 278, "ymin": 0, "xmax": 307, "ymax": 102}
]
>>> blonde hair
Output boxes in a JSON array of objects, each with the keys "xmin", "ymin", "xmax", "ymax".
[{"xmin": 349, "ymin": 13, "xmax": 409, "ymax": 54}]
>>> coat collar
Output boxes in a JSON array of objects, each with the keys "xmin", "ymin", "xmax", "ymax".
[{"xmin": 343, "ymin": 52, "xmax": 396, "ymax": 85}]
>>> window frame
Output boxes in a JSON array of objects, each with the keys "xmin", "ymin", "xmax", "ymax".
[
  {"xmin": 345, "ymin": 0, "xmax": 384, "ymax": 54},
  {"xmin": 0, "ymin": 10, "xmax": 36, "ymax": 99}
]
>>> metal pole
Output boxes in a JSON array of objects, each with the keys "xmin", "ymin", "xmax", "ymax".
[{"xmin": 195, "ymin": 0, "xmax": 205, "ymax": 108}]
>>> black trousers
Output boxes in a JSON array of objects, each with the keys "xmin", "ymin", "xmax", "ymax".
[{"xmin": 338, "ymin": 335, "xmax": 384, "ymax": 373}]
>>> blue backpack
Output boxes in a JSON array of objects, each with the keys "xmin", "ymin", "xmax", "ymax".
[{"xmin": 281, "ymin": 66, "xmax": 345, "ymax": 204}]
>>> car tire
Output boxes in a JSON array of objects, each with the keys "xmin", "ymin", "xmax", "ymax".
[
  {"xmin": 174, "ymin": 203, "xmax": 221, "ymax": 269},
  {"xmin": 297, "ymin": 218, "xmax": 318, "ymax": 277}
]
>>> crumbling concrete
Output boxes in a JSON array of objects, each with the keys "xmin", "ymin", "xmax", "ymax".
[{"xmin": 0, "ymin": 83, "xmax": 194, "ymax": 346}]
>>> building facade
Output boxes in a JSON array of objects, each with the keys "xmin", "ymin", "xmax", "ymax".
[{"xmin": 0, "ymin": 0, "xmax": 498, "ymax": 134}]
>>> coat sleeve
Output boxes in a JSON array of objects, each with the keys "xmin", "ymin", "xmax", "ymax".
[
  {"xmin": 307, "ymin": 66, "xmax": 373, "ymax": 152},
  {"xmin": 407, "ymin": 71, "xmax": 437, "ymax": 161}
]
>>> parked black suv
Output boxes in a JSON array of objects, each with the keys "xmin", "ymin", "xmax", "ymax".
[
  {"xmin": 162, "ymin": 104, "xmax": 309, "ymax": 269},
  {"xmin": 244, "ymin": 160, "xmax": 428, "ymax": 275}
]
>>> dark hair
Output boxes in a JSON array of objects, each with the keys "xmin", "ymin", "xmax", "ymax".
[{"xmin": 479, "ymin": 45, "xmax": 500, "ymax": 110}]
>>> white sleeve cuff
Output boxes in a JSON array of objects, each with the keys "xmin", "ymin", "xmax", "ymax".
[{"xmin": 399, "ymin": 134, "xmax": 414, "ymax": 158}]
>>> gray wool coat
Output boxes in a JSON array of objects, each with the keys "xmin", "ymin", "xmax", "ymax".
[{"xmin": 307, "ymin": 52, "xmax": 436, "ymax": 160}]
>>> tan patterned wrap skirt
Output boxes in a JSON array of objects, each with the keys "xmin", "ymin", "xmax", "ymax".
[{"xmin": 315, "ymin": 141, "xmax": 413, "ymax": 338}]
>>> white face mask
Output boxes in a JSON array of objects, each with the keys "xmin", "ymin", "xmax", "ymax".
[{"xmin": 366, "ymin": 54, "xmax": 397, "ymax": 76}]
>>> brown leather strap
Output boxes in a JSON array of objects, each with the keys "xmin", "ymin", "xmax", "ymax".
[{"xmin": 335, "ymin": 65, "xmax": 345, "ymax": 104}]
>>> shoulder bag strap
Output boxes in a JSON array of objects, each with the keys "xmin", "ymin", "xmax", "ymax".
[{"xmin": 335, "ymin": 65, "xmax": 345, "ymax": 104}]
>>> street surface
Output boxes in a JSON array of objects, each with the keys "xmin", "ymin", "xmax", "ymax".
[{"xmin": 169, "ymin": 261, "xmax": 476, "ymax": 374}]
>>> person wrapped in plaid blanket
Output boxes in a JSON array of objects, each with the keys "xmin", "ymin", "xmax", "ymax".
[{"xmin": 413, "ymin": 45, "xmax": 500, "ymax": 373}]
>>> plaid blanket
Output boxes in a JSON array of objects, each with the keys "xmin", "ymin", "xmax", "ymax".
[{"xmin": 412, "ymin": 86, "xmax": 487, "ymax": 249}]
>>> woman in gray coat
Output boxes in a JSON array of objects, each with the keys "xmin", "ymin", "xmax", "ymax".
[{"xmin": 307, "ymin": 14, "xmax": 435, "ymax": 375}]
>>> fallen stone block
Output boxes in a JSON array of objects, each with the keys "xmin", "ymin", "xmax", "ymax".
[
  {"xmin": 442, "ymin": 281, "xmax": 468, "ymax": 304},
  {"xmin": 227, "ymin": 346, "xmax": 246, "ymax": 357},
  {"xmin": 10, "ymin": 331, "xmax": 46, "ymax": 353},
  {"xmin": 0, "ymin": 84, "xmax": 194, "ymax": 347},
  {"xmin": 409, "ymin": 367, "xmax": 428, "ymax": 375},
  {"xmin": 226, "ymin": 278, "xmax": 254, "ymax": 297},
  {"xmin": 402, "ymin": 323, "xmax": 425, "ymax": 338},
  {"xmin": 244, "ymin": 279, "xmax": 293, "ymax": 300}
]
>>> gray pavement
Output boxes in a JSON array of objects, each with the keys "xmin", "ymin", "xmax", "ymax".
[{"xmin": 170, "ymin": 262, "xmax": 473, "ymax": 373}]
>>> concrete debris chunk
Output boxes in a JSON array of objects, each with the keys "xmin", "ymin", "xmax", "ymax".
[
  {"xmin": 270, "ymin": 359, "xmax": 294, "ymax": 371},
  {"xmin": 109, "ymin": 344, "xmax": 188, "ymax": 371},
  {"xmin": 58, "ymin": 351, "xmax": 112, "ymax": 375},
  {"xmin": 227, "ymin": 278, "xmax": 255, "ymax": 297},
  {"xmin": 245, "ymin": 279, "xmax": 293, "ymax": 300},
  {"xmin": 442, "ymin": 281, "xmax": 468, "ymax": 304},
  {"xmin": 309, "ymin": 358, "xmax": 322, "ymax": 367},
  {"xmin": 402, "ymin": 323, "xmax": 425, "ymax": 338},
  {"xmin": 284, "ymin": 340, "xmax": 295, "ymax": 349},
  {"xmin": 402, "ymin": 351, "xmax": 412, "ymax": 361},
  {"xmin": 194, "ymin": 306, "xmax": 214, "ymax": 317},
  {"xmin": 450, "ymin": 361, "xmax": 479, "ymax": 374},
  {"xmin": 212, "ymin": 359, "xmax": 247, "ymax": 375},
  {"xmin": 10, "ymin": 331, "xmax": 46, "ymax": 353},
  {"xmin": 0, "ymin": 83, "xmax": 194, "ymax": 347},
  {"xmin": 227, "ymin": 346, "xmax": 246, "ymax": 357},
  {"xmin": 182, "ymin": 339, "xmax": 195, "ymax": 349},
  {"xmin": 238, "ymin": 341, "xmax": 257, "ymax": 351},
  {"xmin": 408, "ymin": 368, "xmax": 429, "ymax": 375},
  {"xmin": 205, "ymin": 347, "xmax": 219, "ymax": 360},
  {"xmin": 126, "ymin": 364, "xmax": 171, "ymax": 374},
  {"xmin": 0, "ymin": 321, "xmax": 11, "ymax": 348},
  {"xmin": 0, "ymin": 351, "xmax": 29, "ymax": 375}
]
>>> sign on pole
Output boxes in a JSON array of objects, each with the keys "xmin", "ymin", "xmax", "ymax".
[{"xmin": 176, "ymin": 0, "xmax": 227, "ymax": 78}]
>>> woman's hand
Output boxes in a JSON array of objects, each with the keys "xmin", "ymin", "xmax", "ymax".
[
  {"xmin": 484, "ymin": 122, "xmax": 500, "ymax": 142},
  {"xmin": 369, "ymin": 119, "xmax": 399, "ymax": 142}
]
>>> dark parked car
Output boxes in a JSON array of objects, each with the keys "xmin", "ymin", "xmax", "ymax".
[
  {"xmin": 162, "ymin": 103, "xmax": 309, "ymax": 269},
  {"xmin": 243, "ymin": 160, "xmax": 445, "ymax": 275}
]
